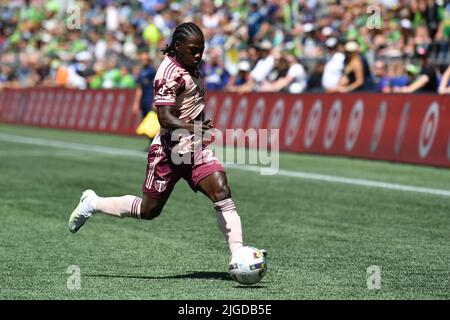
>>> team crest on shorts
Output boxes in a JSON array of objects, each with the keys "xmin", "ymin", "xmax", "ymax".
[{"xmin": 154, "ymin": 177, "xmax": 167, "ymax": 192}]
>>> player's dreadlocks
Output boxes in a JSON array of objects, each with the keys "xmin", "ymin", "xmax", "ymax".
[{"xmin": 162, "ymin": 22, "xmax": 204, "ymax": 56}]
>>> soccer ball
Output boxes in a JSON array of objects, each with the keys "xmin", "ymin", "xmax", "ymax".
[{"xmin": 229, "ymin": 246, "xmax": 267, "ymax": 285}]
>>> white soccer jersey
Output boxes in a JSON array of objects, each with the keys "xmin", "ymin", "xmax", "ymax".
[{"xmin": 152, "ymin": 55, "xmax": 206, "ymax": 147}]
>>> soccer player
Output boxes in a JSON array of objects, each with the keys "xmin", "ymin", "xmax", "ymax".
[{"xmin": 68, "ymin": 22, "xmax": 247, "ymax": 256}]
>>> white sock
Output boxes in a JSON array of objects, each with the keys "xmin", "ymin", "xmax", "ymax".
[
  {"xmin": 214, "ymin": 198, "xmax": 244, "ymax": 254},
  {"xmin": 91, "ymin": 196, "xmax": 142, "ymax": 219}
]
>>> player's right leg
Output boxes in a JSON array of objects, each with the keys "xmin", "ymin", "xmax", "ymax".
[{"xmin": 196, "ymin": 171, "xmax": 244, "ymax": 254}]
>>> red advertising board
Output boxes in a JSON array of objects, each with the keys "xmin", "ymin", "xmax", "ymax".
[
  {"xmin": 0, "ymin": 88, "xmax": 139, "ymax": 135},
  {"xmin": 0, "ymin": 88, "xmax": 449, "ymax": 168},
  {"xmin": 206, "ymin": 92, "xmax": 450, "ymax": 168}
]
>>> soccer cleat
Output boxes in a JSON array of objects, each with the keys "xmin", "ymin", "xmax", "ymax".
[{"xmin": 68, "ymin": 190, "xmax": 97, "ymax": 233}]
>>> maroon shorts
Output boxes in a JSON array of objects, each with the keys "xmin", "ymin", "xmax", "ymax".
[{"xmin": 142, "ymin": 144, "xmax": 225, "ymax": 200}]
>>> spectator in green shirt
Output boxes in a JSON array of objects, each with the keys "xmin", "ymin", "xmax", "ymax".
[{"xmin": 119, "ymin": 65, "xmax": 137, "ymax": 89}]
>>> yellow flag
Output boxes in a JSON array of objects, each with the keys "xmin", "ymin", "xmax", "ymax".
[{"xmin": 136, "ymin": 110, "xmax": 160, "ymax": 138}]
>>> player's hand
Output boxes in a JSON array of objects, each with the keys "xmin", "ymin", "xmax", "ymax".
[
  {"xmin": 202, "ymin": 119, "xmax": 215, "ymax": 144},
  {"xmin": 186, "ymin": 118, "xmax": 213, "ymax": 135},
  {"xmin": 202, "ymin": 118, "xmax": 214, "ymax": 133}
]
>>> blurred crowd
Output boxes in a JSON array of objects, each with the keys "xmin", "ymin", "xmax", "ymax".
[{"xmin": 0, "ymin": 0, "xmax": 449, "ymax": 95}]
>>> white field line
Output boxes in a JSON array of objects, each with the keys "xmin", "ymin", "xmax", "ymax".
[
  {"xmin": 0, "ymin": 133, "xmax": 144, "ymax": 157},
  {"xmin": 1, "ymin": 133, "xmax": 450, "ymax": 197}
]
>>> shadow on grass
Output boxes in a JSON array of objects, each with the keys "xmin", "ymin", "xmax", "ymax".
[
  {"xmin": 235, "ymin": 285, "xmax": 265, "ymax": 289},
  {"xmin": 86, "ymin": 271, "xmax": 231, "ymax": 281}
]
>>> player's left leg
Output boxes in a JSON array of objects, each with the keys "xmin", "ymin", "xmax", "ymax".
[
  {"xmin": 68, "ymin": 190, "xmax": 144, "ymax": 233},
  {"xmin": 196, "ymin": 171, "xmax": 244, "ymax": 254},
  {"xmin": 69, "ymin": 144, "xmax": 175, "ymax": 233}
]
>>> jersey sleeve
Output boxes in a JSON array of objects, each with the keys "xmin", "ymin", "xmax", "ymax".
[{"xmin": 154, "ymin": 69, "xmax": 186, "ymax": 107}]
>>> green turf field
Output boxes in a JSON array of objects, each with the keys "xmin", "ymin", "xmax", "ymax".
[{"xmin": 0, "ymin": 124, "xmax": 449, "ymax": 299}]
